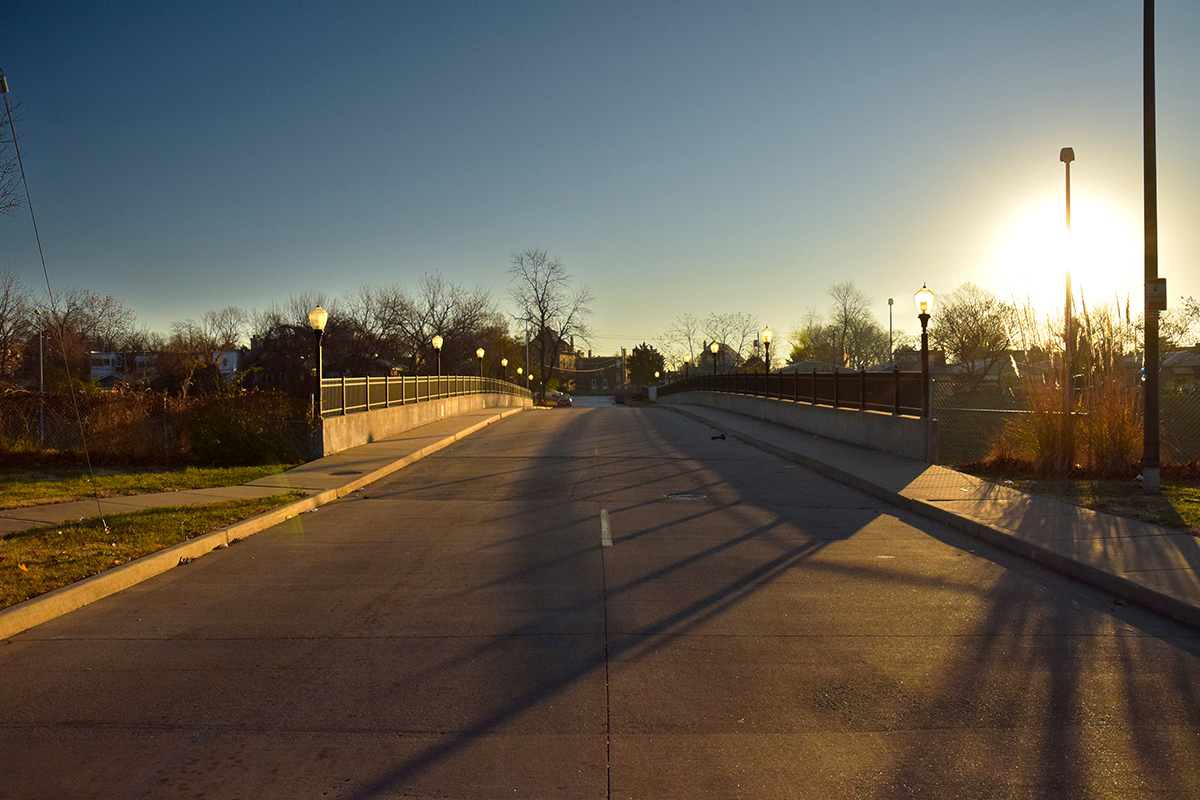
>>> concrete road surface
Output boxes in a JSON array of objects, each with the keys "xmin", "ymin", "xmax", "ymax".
[{"xmin": 2, "ymin": 405, "xmax": 1199, "ymax": 799}]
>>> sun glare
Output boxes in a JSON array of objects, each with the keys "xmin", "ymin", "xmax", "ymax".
[{"xmin": 991, "ymin": 197, "xmax": 1141, "ymax": 316}]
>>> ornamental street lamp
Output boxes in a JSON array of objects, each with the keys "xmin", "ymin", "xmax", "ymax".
[
  {"xmin": 476, "ymin": 347, "xmax": 485, "ymax": 378},
  {"xmin": 710, "ymin": 341, "xmax": 720, "ymax": 377},
  {"xmin": 913, "ymin": 285, "xmax": 935, "ymax": 418},
  {"xmin": 308, "ymin": 305, "xmax": 328, "ymax": 419},
  {"xmin": 501, "ymin": 357, "xmax": 508, "ymax": 382},
  {"xmin": 434, "ymin": 335, "xmax": 448, "ymax": 379},
  {"xmin": 761, "ymin": 326, "xmax": 772, "ymax": 373}
]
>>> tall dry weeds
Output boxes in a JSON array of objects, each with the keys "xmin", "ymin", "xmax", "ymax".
[{"xmin": 988, "ymin": 293, "xmax": 1141, "ymax": 477}]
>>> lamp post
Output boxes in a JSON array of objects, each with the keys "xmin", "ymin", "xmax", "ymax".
[
  {"xmin": 308, "ymin": 305, "xmax": 328, "ymax": 419},
  {"xmin": 888, "ymin": 298, "xmax": 894, "ymax": 365},
  {"xmin": 431, "ymin": 334, "xmax": 443, "ymax": 378},
  {"xmin": 654, "ymin": 370, "xmax": 660, "ymax": 385},
  {"xmin": 501, "ymin": 357, "xmax": 508, "ymax": 382},
  {"xmin": 710, "ymin": 341, "xmax": 720, "ymax": 377},
  {"xmin": 761, "ymin": 326, "xmax": 772, "ymax": 373},
  {"xmin": 35, "ymin": 309, "xmax": 43, "ymax": 443},
  {"xmin": 476, "ymin": 347, "xmax": 485, "ymax": 378},
  {"xmin": 1061, "ymin": 147, "xmax": 1076, "ymax": 435},
  {"xmin": 517, "ymin": 366, "xmax": 524, "ymax": 388},
  {"xmin": 913, "ymin": 285, "xmax": 935, "ymax": 418}
]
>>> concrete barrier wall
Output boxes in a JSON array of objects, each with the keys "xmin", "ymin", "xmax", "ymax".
[
  {"xmin": 659, "ymin": 390, "xmax": 936, "ymax": 461},
  {"xmin": 317, "ymin": 393, "xmax": 532, "ymax": 457}
]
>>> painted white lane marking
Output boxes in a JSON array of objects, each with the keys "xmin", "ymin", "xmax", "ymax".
[{"xmin": 601, "ymin": 508, "xmax": 612, "ymax": 547}]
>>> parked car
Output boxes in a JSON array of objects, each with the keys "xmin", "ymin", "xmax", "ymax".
[{"xmin": 547, "ymin": 391, "xmax": 572, "ymax": 407}]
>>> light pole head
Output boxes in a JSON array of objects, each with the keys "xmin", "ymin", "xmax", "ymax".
[
  {"xmin": 431, "ymin": 334, "xmax": 443, "ymax": 351},
  {"xmin": 709, "ymin": 341, "xmax": 719, "ymax": 355},
  {"xmin": 476, "ymin": 347, "xmax": 485, "ymax": 359},
  {"xmin": 1060, "ymin": 147, "xmax": 1075, "ymax": 164},
  {"xmin": 654, "ymin": 371, "xmax": 660, "ymax": 379},
  {"xmin": 517, "ymin": 367, "xmax": 523, "ymax": 376},
  {"xmin": 308, "ymin": 306, "xmax": 328, "ymax": 332},
  {"xmin": 913, "ymin": 284, "xmax": 935, "ymax": 317},
  {"xmin": 501, "ymin": 358, "xmax": 508, "ymax": 368},
  {"xmin": 761, "ymin": 326, "xmax": 772, "ymax": 345}
]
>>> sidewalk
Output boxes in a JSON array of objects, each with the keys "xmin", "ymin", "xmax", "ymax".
[
  {"xmin": 665, "ymin": 403, "xmax": 1200, "ymax": 630},
  {"xmin": 0, "ymin": 406, "xmax": 525, "ymax": 639}
]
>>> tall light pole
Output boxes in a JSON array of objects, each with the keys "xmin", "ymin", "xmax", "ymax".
[
  {"xmin": 36, "ymin": 308, "xmax": 44, "ymax": 446},
  {"xmin": 501, "ymin": 357, "xmax": 508, "ymax": 382},
  {"xmin": 308, "ymin": 305, "xmax": 327, "ymax": 420},
  {"xmin": 914, "ymin": 285, "xmax": 935, "ymax": 419},
  {"xmin": 710, "ymin": 341, "xmax": 720, "ymax": 377},
  {"xmin": 761, "ymin": 326, "xmax": 772, "ymax": 374},
  {"xmin": 431, "ymin": 334, "xmax": 443, "ymax": 378},
  {"xmin": 1061, "ymin": 147, "xmax": 1076, "ymax": 462},
  {"xmin": 888, "ymin": 298, "xmax": 894, "ymax": 365},
  {"xmin": 1143, "ymin": 0, "xmax": 1162, "ymax": 492},
  {"xmin": 476, "ymin": 347, "xmax": 485, "ymax": 378}
]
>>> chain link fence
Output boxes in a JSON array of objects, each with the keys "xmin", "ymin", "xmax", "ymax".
[
  {"xmin": 932, "ymin": 378, "xmax": 1200, "ymax": 467},
  {"xmin": 0, "ymin": 389, "xmax": 312, "ymax": 464}
]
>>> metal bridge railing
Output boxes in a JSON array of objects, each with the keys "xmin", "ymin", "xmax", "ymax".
[
  {"xmin": 319, "ymin": 375, "xmax": 530, "ymax": 417},
  {"xmin": 659, "ymin": 369, "xmax": 925, "ymax": 417}
]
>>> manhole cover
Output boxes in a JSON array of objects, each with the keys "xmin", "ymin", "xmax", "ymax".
[
  {"xmin": 329, "ymin": 470, "xmax": 364, "ymax": 476},
  {"xmin": 666, "ymin": 492, "xmax": 707, "ymax": 500}
]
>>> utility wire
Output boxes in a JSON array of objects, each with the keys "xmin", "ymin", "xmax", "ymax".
[{"xmin": 2, "ymin": 69, "xmax": 108, "ymax": 531}]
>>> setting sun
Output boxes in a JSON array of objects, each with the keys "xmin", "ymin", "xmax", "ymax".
[{"xmin": 990, "ymin": 197, "xmax": 1141, "ymax": 316}]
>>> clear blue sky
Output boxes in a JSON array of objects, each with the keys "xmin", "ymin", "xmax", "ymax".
[{"xmin": 4, "ymin": 1, "xmax": 1199, "ymax": 354}]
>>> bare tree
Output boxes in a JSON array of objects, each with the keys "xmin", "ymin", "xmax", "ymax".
[
  {"xmin": 0, "ymin": 97, "xmax": 23, "ymax": 216},
  {"xmin": 827, "ymin": 281, "xmax": 875, "ymax": 368},
  {"xmin": 702, "ymin": 312, "xmax": 760, "ymax": 368},
  {"xmin": 658, "ymin": 313, "xmax": 703, "ymax": 372},
  {"xmin": 0, "ymin": 268, "xmax": 32, "ymax": 380},
  {"xmin": 929, "ymin": 283, "xmax": 1015, "ymax": 381},
  {"xmin": 787, "ymin": 307, "xmax": 838, "ymax": 366},
  {"xmin": 508, "ymin": 248, "xmax": 593, "ymax": 395}
]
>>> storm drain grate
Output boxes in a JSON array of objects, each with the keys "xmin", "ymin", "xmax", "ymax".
[{"xmin": 666, "ymin": 492, "xmax": 707, "ymax": 500}]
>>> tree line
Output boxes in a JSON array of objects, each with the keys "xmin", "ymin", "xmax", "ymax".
[{"xmin": 0, "ymin": 247, "xmax": 595, "ymax": 399}]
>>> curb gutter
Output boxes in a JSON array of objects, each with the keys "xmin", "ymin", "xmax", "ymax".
[
  {"xmin": 664, "ymin": 404, "xmax": 1200, "ymax": 631},
  {"xmin": 0, "ymin": 407, "xmax": 523, "ymax": 640}
]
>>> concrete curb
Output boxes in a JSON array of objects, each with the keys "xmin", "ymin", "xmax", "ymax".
[
  {"xmin": 664, "ymin": 404, "xmax": 1200, "ymax": 631},
  {"xmin": 0, "ymin": 408, "xmax": 522, "ymax": 640}
]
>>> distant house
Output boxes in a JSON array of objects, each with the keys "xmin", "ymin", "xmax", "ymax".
[
  {"xmin": 90, "ymin": 351, "xmax": 159, "ymax": 388},
  {"xmin": 215, "ymin": 349, "xmax": 243, "ymax": 379},
  {"xmin": 780, "ymin": 359, "xmax": 838, "ymax": 373},
  {"xmin": 1163, "ymin": 348, "xmax": 1200, "ymax": 388},
  {"xmin": 574, "ymin": 352, "xmax": 625, "ymax": 395},
  {"xmin": 893, "ymin": 347, "xmax": 947, "ymax": 371}
]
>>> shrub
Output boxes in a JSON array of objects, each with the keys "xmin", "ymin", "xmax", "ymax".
[{"xmin": 184, "ymin": 391, "xmax": 307, "ymax": 466}]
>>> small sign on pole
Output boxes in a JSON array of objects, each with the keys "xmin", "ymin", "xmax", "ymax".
[{"xmin": 1146, "ymin": 278, "xmax": 1168, "ymax": 311}]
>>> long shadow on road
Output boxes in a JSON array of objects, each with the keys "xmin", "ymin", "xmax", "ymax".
[{"xmin": 348, "ymin": 406, "xmax": 1200, "ymax": 799}]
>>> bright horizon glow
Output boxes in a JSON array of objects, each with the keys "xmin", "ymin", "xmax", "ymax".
[{"xmin": 992, "ymin": 197, "xmax": 1141, "ymax": 317}]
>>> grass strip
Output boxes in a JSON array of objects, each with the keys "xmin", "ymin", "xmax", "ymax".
[
  {"xmin": 0, "ymin": 464, "xmax": 296, "ymax": 510},
  {"xmin": 0, "ymin": 492, "xmax": 304, "ymax": 609},
  {"xmin": 971, "ymin": 473, "xmax": 1200, "ymax": 535}
]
